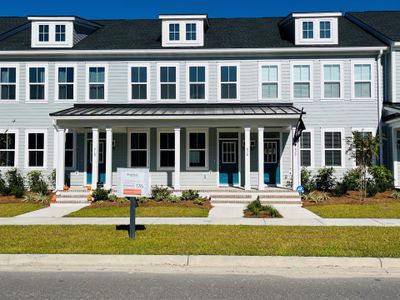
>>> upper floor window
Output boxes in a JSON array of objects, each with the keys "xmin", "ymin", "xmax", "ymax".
[
  {"xmin": 88, "ymin": 67, "xmax": 105, "ymax": 100},
  {"xmin": 169, "ymin": 23, "xmax": 180, "ymax": 41},
  {"xmin": 0, "ymin": 132, "xmax": 16, "ymax": 167},
  {"xmin": 189, "ymin": 66, "xmax": 206, "ymax": 99},
  {"xmin": 130, "ymin": 66, "xmax": 148, "ymax": 100},
  {"xmin": 294, "ymin": 15, "xmax": 339, "ymax": 45},
  {"xmin": 186, "ymin": 23, "xmax": 196, "ymax": 40},
  {"xmin": 320, "ymin": 21, "xmax": 331, "ymax": 39},
  {"xmin": 55, "ymin": 25, "xmax": 66, "ymax": 42},
  {"xmin": 293, "ymin": 65, "xmax": 311, "ymax": 99},
  {"xmin": 38, "ymin": 25, "xmax": 49, "ymax": 42},
  {"xmin": 57, "ymin": 67, "xmax": 74, "ymax": 100},
  {"xmin": 323, "ymin": 64, "xmax": 341, "ymax": 99},
  {"xmin": 302, "ymin": 22, "xmax": 313, "ymax": 39},
  {"xmin": 0, "ymin": 67, "xmax": 16, "ymax": 101},
  {"xmin": 220, "ymin": 66, "xmax": 238, "ymax": 99},
  {"xmin": 28, "ymin": 67, "xmax": 46, "ymax": 101},
  {"xmin": 354, "ymin": 64, "xmax": 372, "ymax": 98},
  {"xmin": 260, "ymin": 65, "xmax": 279, "ymax": 99},
  {"xmin": 160, "ymin": 66, "xmax": 177, "ymax": 100}
]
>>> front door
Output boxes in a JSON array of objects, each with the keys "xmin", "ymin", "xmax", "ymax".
[
  {"xmin": 219, "ymin": 140, "xmax": 239, "ymax": 185},
  {"xmin": 264, "ymin": 140, "xmax": 280, "ymax": 185},
  {"xmin": 87, "ymin": 140, "xmax": 106, "ymax": 186}
]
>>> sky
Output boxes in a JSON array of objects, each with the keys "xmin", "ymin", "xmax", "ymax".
[{"xmin": 1, "ymin": 0, "xmax": 400, "ymax": 19}]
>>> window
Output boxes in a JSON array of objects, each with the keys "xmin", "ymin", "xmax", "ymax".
[
  {"xmin": 324, "ymin": 131, "xmax": 342, "ymax": 167},
  {"xmin": 293, "ymin": 65, "xmax": 311, "ymax": 99},
  {"xmin": 27, "ymin": 132, "xmax": 45, "ymax": 167},
  {"xmin": 300, "ymin": 131, "xmax": 312, "ymax": 167},
  {"xmin": 354, "ymin": 64, "xmax": 372, "ymax": 98},
  {"xmin": 0, "ymin": 132, "xmax": 16, "ymax": 167},
  {"xmin": 302, "ymin": 22, "xmax": 313, "ymax": 39},
  {"xmin": 323, "ymin": 64, "xmax": 341, "ymax": 98},
  {"xmin": 130, "ymin": 66, "xmax": 147, "ymax": 100},
  {"xmin": 129, "ymin": 132, "xmax": 148, "ymax": 167},
  {"xmin": 38, "ymin": 25, "xmax": 49, "ymax": 42},
  {"xmin": 160, "ymin": 66, "xmax": 177, "ymax": 99},
  {"xmin": 189, "ymin": 66, "xmax": 206, "ymax": 99},
  {"xmin": 28, "ymin": 67, "xmax": 46, "ymax": 101},
  {"xmin": 0, "ymin": 67, "xmax": 16, "ymax": 100},
  {"xmin": 187, "ymin": 131, "xmax": 207, "ymax": 169},
  {"xmin": 65, "ymin": 133, "xmax": 74, "ymax": 168},
  {"xmin": 220, "ymin": 66, "xmax": 238, "ymax": 99},
  {"xmin": 186, "ymin": 23, "xmax": 196, "ymax": 40},
  {"xmin": 55, "ymin": 25, "xmax": 66, "ymax": 42},
  {"xmin": 88, "ymin": 67, "xmax": 105, "ymax": 100},
  {"xmin": 57, "ymin": 67, "xmax": 74, "ymax": 100},
  {"xmin": 320, "ymin": 21, "xmax": 331, "ymax": 39},
  {"xmin": 260, "ymin": 65, "xmax": 278, "ymax": 99},
  {"xmin": 159, "ymin": 132, "xmax": 175, "ymax": 168},
  {"xmin": 169, "ymin": 23, "xmax": 180, "ymax": 41}
]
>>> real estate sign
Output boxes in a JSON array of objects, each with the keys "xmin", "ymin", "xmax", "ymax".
[{"xmin": 116, "ymin": 168, "xmax": 150, "ymax": 198}]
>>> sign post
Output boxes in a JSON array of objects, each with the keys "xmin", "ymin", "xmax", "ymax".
[{"xmin": 116, "ymin": 168, "xmax": 150, "ymax": 239}]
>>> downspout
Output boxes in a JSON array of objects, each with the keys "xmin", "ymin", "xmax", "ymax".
[{"xmin": 377, "ymin": 49, "xmax": 384, "ymax": 166}]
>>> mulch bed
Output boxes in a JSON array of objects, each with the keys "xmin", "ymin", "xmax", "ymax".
[
  {"xmin": 303, "ymin": 191, "xmax": 396, "ymax": 206},
  {"xmin": 89, "ymin": 199, "xmax": 212, "ymax": 210},
  {"xmin": 0, "ymin": 196, "xmax": 23, "ymax": 204},
  {"xmin": 243, "ymin": 210, "xmax": 282, "ymax": 218}
]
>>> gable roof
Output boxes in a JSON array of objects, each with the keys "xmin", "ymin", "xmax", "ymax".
[{"xmin": 0, "ymin": 17, "xmax": 28, "ymax": 37}]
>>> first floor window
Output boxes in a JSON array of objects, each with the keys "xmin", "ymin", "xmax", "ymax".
[
  {"xmin": 159, "ymin": 132, "xmax": 174, "ymax": 168},
  {"xmin": 0, "ymin": 132, "xmax": 16, "ymax": 167},
  {"xmin": 220, "ymin": 66, "xmax": 237, "ymax": 99},
  {"xmin": 0, "ymin": 67, "xmax": 16, "ymax": 100},
  {"xmin": 131, "ymin": 66, "xmax": 147, "ymax": 100},
  {"xmin": 65, "ymin": 133, "xmax": 74, "ymax": 168},
  {"xmin": 58, "ymin": 67, "xmax": 74, "ymax": 100},
  {"xmin": 323, "ymin": 64, "xmax": 341, "ymax": 98},
  {"xmin": 300, "ymin": 131, "xmax": 311, "ymax": 167},
  {"xmin": 160, "ymin": 66, "xmax": 176, "ymax": 99},
  {"xmin": 261, "ymin": 65, "xmax": 278, "ymax": 99},
  {"xmin": 130, "ymin": 132, "xmax": 148, "ymax": 167},
  {"xmin": 88, "ymin": 67, "xmax": 105, "ymax": 100},
  {"xmin": 293, "ymin": 65, "xmax": 311, "ymax": 98},
  {"xmin": 354, "ymin": 64, "xmax": 372, "ymax": 98},
  {"xmin": 28, "ymin": 132, "xmax": 45, "ymax": 167},
  {"xmin": 29, "ymin": 67, "xmax": 46, "ymax": 100},
  {"xmin": 324, "ymin": 131, "xmax": 342, "ymax": 167},
  {"xmin": 189, "ymin": 66, "xmax": 205, "ymax": 99},
  {"xmin": 188, "ymin": 131, "xmax": 206, "ymax": 168}
]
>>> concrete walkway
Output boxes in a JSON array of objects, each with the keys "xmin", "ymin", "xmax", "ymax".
[
  {"xmin": 273, "ymin": 205, "xmax": 321, "ymax": 219},
  {"xmin": 15, "ymin": 203, "xmax": 89, "ymax": 218},
  {"xmin": 208, "ymin": 203, "xmax": 246, "ymax": 218}
]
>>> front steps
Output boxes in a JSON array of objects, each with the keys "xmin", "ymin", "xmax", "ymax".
[{"xmin": 56, "ymin": 188, "xmax": 90, "ymax": 204}]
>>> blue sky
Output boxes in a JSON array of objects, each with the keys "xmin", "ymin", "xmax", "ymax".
[{"xmin": 2, "ymin": 0, "xmax": 400, "ymax": 19}]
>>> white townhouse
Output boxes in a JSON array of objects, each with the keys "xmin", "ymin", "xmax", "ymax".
[{"xmin": 0, "ymin": 12, "xmax": 390, "ymax": 201}]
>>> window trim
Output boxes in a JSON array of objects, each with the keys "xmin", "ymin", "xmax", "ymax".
[
  {"xmin": 258, "ymin": 62, "xmax": 281, "ymax": 101},
  {"xmin": 0, "ymin": 129, "xmax": 18, "ymax": 169},
  {"xmin": 186, "ymin": 63, "xmax": 208, "ymax": 101},
  {"xmin": 86, "ymin": 63, "xmax": 108, "ymax": 102},
  {"xmin": 291, "ymin": 61, "xmax": 313, "ymax": 101},
  {"xmin": 186, "ymin": 128, "xmax": 209, "ymax": 170},
  {"xmin": 26, "ymin": 63, "xmax": 48, "ymax": 103},
  {"xmin": 25, "ymin": 129, "xmax": 47, "ymax": 169},
  {"xmin": 127, "ymin": 128, "xmax": 150, "ymax": 168},
  {"xmin": 217, "ymin": 62, "xmax": 240, "ymax": 101},
  {"xmin": 128, "ymin": 63, "xmax": 150, "ymax": 102},
  {"xmin": 0, "ymin": 64, "xmax": 19, "ymax": 103},
  {"xmin": 157, "ymin": 63, "xmax": 180, "ymax": 101},
  {"xmin": 55, "ymin": 63, "xmax": 77, "ymax": 102},
  {"xmin": 320, "ymin": 61, "xmax": 344, "ymax": 101},
  {"xmin": 321, "ymin": 128, "xmax": 345, "ymax": 169},
  {"xmin": 351, "ymin": 60, "xmax": 375, "ymax": 100},
  {"xmin": 299, "ymin": 129, "xmax": 314, "ymax": 168},
  {"xmin": 157, "ymin": 128, "xmax": 175, "ymax": 171},
  {"xmin": 65, "ymin": 131, "xmax": 76, "ymax": 170}
]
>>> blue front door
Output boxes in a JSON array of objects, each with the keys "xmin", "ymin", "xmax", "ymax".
[
  {"xmin": 264, "ymin": 140, "xmax": 280, "ymax": 185},
  {"xmin": 87, "ymin": 140, "xmax": 106, "ymax": 186},
  {"xmin": 219, "ymin": 140, "xmax": 239, "ymax": 185}
]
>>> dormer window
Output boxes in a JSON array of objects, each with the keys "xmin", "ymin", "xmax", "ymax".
[
  {"xmin": 302, "ymin": 22, "xmax": 313, "ymax": 39},
  {"xmin": 186, "ymin": 23, "xmax": 197, "ymax": 40},
  {"xmin": 38, "ymin": 25, "xmax": 49, "ymax": 42},
  {"xmin": 320, "ymin": 21, "xmax": 331, "ymax": 39},
  {"xmin": 55, "ymin": 25, "xmax": 66, "ymax": 42},
  {"xmin": 169, "ymin": 24, "xmax": 180, "ymax": 41}
]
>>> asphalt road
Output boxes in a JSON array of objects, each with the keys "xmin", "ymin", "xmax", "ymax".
[{"xmin": 0, "ymin": 271, "xmax": 399, "ymax": 300}]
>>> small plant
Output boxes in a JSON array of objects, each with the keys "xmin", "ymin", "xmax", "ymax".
[
  {"xmin": 302, "ymin": 191, "xmax": 329, "ymax": 203},
  {"xmin": 137, "ymin": 197, "xmax": 150, "ymax": 204},
  {"xmin": 23, "ymin": 193, "xmax": 37, "ymax": 203},
  {"xmin": 301, "ymin": 168, "xmax": 315, "ymax": 193},
  {"xmin": 151, "ymin": 185, "xmax": 172, "ymax": 201},
  {"xmin": 193, "ymin": 198, "xmax": 206, "ymax": 205},
  {"xmin": 245, "ymin": 199, "xmax": 280, "ymax": 218},
  {"xmin": 246, "ymin": 199, "xmax": 262, "ymax": 215},
  {"xmin": 366, "ymin": 180, "xmax": 379, "ymax": 197},
  {"xmin": 166, "ymin": 195, "xmax": 181, "ymax": 203},
  {"xmin": 36, "ymin": 193, "xmax": 50, "ymax": 205},
  {"xmin": 27, "ymin": 170, "xmax": 48, "ymax": 195},
  {"xmin": 342, "ymin": 169, "xmax": 362, "ymax": 191},
  {"xmin": 181, "ymin": 189, "xmax": 200, "ymax": 201},
  {"xmin": 5, "ymin": 169, "xmax": 25, "ymax": 198},
  {"xmin": 369, "ymin": 166, "xmax": 394, "ymax": 193},
  {"xmin": 391, "ymin": 190, "xmax": 400, "ymax": 200},
  {"xmin": 91, "ymin": 188, "xmax": 111, "ymax": 201},
  {"xmin": 315, "ymin": 167, "xmax": 336, "ymax": 192}
]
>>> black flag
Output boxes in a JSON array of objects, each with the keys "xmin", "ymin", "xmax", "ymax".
[{"xmin": 293, "ymin": 108, "xmax": 306, "ymax": 146}]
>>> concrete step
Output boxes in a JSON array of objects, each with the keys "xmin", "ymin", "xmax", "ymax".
[
  {"xmin": 56, "ymin": 197, "xmax": 90, "ymax": 204},
  {"xmin": 211, "ymin": 194, "xmax": 252, "ymax": 199}
]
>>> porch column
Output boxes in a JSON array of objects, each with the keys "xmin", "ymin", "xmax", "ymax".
[
  {"xmin": 104, "ymin": 128, "xmax": 113, "ymax": 190},
  {"xmin": 244, "ymin": 127, "xmax": 251, "ymax": 191},
  {"xmin": 174, "ymin": 128, "xmax": 181, "ymax": 189},
  {"xmin": 292, "ymin": 127, "xmax": 300, "ymax": 191},
  {"xmin": 56, "ymin": 128, "xmax": 65, "ymax": 190},
  {"xmin": 91, "ymin": 128, "xmax": 99, "ymax": 189},
  {"xmin": 258, "ymin": 127, "xmax": 264, "ymax": 191}
]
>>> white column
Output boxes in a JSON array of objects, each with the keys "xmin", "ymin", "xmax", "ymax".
[
  {"xmin": 104, "ymin": 128, "xmax": 113, "ymax": 190},
  {"xmin": 244, "ymin": 127, "xmax": 251, "ymax": 191},
  {"xmin": 56, "ymin": 129, "xmax": 65, "ymax": 190},
  {"xmin": 174, "ymin": 128, "xmax": 181, "ymax": 189},
  {"xmin": 292, "ymin": 127, "xmax": 300, "ymax": 191},
  {"xmin": 258, "ymin": 127, "xmax": 264, "ymax": 191},
  {"xmin": 91, "ymin": 128, "xmax": 99, "ymax": 189}
]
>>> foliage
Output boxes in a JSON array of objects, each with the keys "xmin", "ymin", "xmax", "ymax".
[
  {"xmin": 137, "ymin": 197, "xmax": 150, "ymax": 204},
  {"xmin": 301, "ymin": 168, "xmax": 315, "ymax": 193},
  {"xmin": 23, "ymin": 192, "xmax": 49, "ymax": 205},
  {"xmin": 181, "ymin": 189, "xmax": 200, "ymax": 201},
  {"xmin": 5, "ymin": 169, "xmax": 25, "ymax": 198},
  {"xmin": 342, "ymin": 169, "xmax": 362, "ymax": 191},
  {"xmin": 315, "ymin": 167, "xmax": 336, "ymax": 192},
  {"xmin": 151, "ymin": 186, "xmax": 172, "ymax": 201},
  {"xmin": 331, "ymin": 181, "xmax": 348, "ymax": 197},
  {"xmin": 165, "ymin": 195, "xmax": 181, "ymax": 203},
  {"xmin": 48, "ymin": 169, "xmax": 56, "ymax": 190},
  {"xmin": 302, "ymin": 191, "xmax": 330, "ymax": 203},
  {"xmin": 245, "ymin": 199, "xmax": 280, "ymax": 218},
  {"xmin": 0, "ymin": 172, "xmax": 6, "ymax": 196},
  {"xmin": 27, "ymin": 171, "xmax": 48, "ymax": 195},
  {"xmin": 369, "ymin": 166, "xmax": 394, "ymax": 193},
  {"xmin": 193, "ymin": 198, "xmax": 206, "ymax": 206},
  {"xmin": 392, "ymin": 190, "xmax": 400, "ymax": 200},
  {"xmin": 91, "ymin": 188, "xmax": 111, "ymax": 202},
  {"xmin": 366, "ymin": 180, "xmax": 379, "ymax": 198},
  {"xmin": 108, "ymin": 193, "xmax": 129, "ymax": 204}
]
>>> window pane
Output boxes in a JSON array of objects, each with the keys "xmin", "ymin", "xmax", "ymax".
[
  {"xmin": 324, "ymin": 65, "xmax": 340, "ymax": 81},
  {"xmin": 221, "ymin": 66, "xmax": 236, "ymax": 82},
  {"xmin": 300, "ymin": 132, "xmax": 311, "ymax": 148},
  {"xmin": 324, "ymin": 83, "xmax": 340, "ymax": 98},
  {"xmin": 30, "ymin": 85, "xmax": 45, "ymax": 100},
  {"xmin": 160, "ymin": 151, "xmax": 174, "ymax": 167},
  {"xmin": 221, "ymin": 83, "xmax": 237, "ymax": 99},
  {"xmin": 131, "ymin": 133, "xmax": 147, "ymax": 150},
  {"xmin": 355, "ymin": 82, "xmax": 371, "ymax": 98},
  {"xmin": 0, "ymin": 151, "xmax": 14, "ymax": 167},
  {"xmin": 189, "ymin": 66, "xmax": 205, "ymax": 82},
  {"xmin": 355, "ymin": 64, "xmax": 371, "ymax": 81},
  {"xmin": 1, "ymin": 85, "xmax": 16, "ymax": 100},
  {"xmin": 131, "ymin": 150, "xmax": 147, "ymax": 167},
  {"xmin": 90, "ymin": 85, "xmax": 104, "ymax": 99},
  {"xmin": 302, "ymin": 22, "xmax": 313, "ymax": 39},
  {"xmin": 262, "ymin": 66, "xmax": 278, "ymax": 82},
  {"xmin": 161, "ymin": 84, "xmax": 176, "ymax": 99},
  {"xmin": 189, "ymin": 132, "xmax": 205, "ymax": 149},
  {"xmin": 65, "ymin": 133, "xmax": 73, "ymax": 149},
  {"xmin": 132, "ymin": 84, "xmax": 147, "ymax": 99},
  {"xmin": 320, "ymin": 21, "xmax": 331, "ymax": 39},
  {"xmin": 301, "ymin": 150, "xmax": 311, "ymax": 167},
  {"xmin": 190, "ymin": 84, "xmax": 205, "ymax": 99},
  {"xmin": 65, "ymin": 151, "xmax": 73, "ymax": 168},
  {"xmin": 262, "ymin": 83, "xmax": 278, "ymax": 98},
  {"xmin": 160, "ymin": 133, "xmax": 174, "ymax": 149},
  {"xmin": 189, "ymin": 150, "xmax": 205, "ymax": 167},
  {"xmin": 293, "ymin": 83, "xmax": 310, "ymax": 98},
  {"xmin": 333, "ymin": 132, "xmax": 341, "ymax": 148},
  {"xmin": 131, "ymin": 67, "xmax": 147, "ymax": 83}
]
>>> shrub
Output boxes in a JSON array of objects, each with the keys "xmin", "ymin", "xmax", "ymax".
[
  {"xmin": 151, "ymin": 185, "xmax": 172, "ymax": 201},
  {"xmin": 342, "ymin": 169, "xmax": 362, "ymax": 191},
  {"xmin": 48, "ymin": 169, "xmax": 56, "ymax": 190},
  {"xmin": 391, "ymin": 190, "xmax": 400, "ymax": 200},
  {"xmin": 301, "ymin": 168, "xmax": 315, "ymax": 193},
  {"xmin": 27, "ymin": 171, "xmax": 48, "ymax": 195},
  {"xmin": 5, "ymin": 169, "xmax": 25, "ymax": 198},
  {"xmin": 36, "ymin": 193, "xmax": 49, "ymax": 205},
  {"xmin": 137, "ymin": 197, "xmax": 150, "ymax": 204},
  {"xmin": 0, "ymin": 172, "xmax": 6, "ymax": 196},
  {"xmin": 166, "ymin": 195, "xmax": 180, "ymax": 203},
  {"xmin": 315, "ymin": 167, "xmax": 336, "ymax": 192},
  {"xmin": 302, "ymin": 191, "xmax": 329, "ymax": 203},
  {"xmin": 181, "ymin": 189, "xmax": 200, "ymax": 201},
  {"xmin": 193, "ymin": 198, "xmax": 206, "ymax": 205},
  {"xmin": 91, "ymin": 188, "xmax": 111, "ymax": 201},
  {"xmin": 366, "ymin": 181, "xmax": 379, "ymax": 197},
  {"xmin": 264, "ymin": 205, "xmax": 280, "ymax": 218},
  {"xmin": 331, "ymin": 181, "xmax": 348, "ymax": 197},
  {"xmin": 369, "ymin": 166, "xmax": 394, "ymax": 193},
  {"xmin": 245, "ymin": 199, "xmax": 280, "ymax": 218}
]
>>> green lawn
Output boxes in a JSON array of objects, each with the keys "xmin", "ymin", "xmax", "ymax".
[
  {"xmin": 67, "ymin": 206, "xmax": 209, "ymax": 218},
  {"xmin": 306, "ymin": 201, "xmax": 400, "ymax": 218},
  {"xmin": 1, "ymin": 225, "xmax": 400, "ymax": 257},
  {"xmin": 0, "ymin": 203, "xmax": 47, "ymax": 217}
]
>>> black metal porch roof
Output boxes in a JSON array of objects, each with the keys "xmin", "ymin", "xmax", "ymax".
[{"xmin": 50, "ymin": 103, "xmax": 303, "ymax": 118}]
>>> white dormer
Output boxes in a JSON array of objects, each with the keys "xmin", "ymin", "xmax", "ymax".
[
  {"xmin": 28, "ymin": 17, "xmax": 75, "ymax": 48},
  {"xmin": 159, "ymin": 14, "xmax": 208, "ymax": 47}
]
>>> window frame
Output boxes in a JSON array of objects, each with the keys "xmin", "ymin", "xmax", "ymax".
[
  {"xmin": 55, "ymin": 63, "xmax": 77, "ymax": 102},
  {"xmin": 296, "ymin": 18, "xmax": 338, "ymax": 45},
  {"xmin": 258, "ymin": 62, "xmax": 281, "ymax": 101},
  {"xmin": 157, "ymin": 63, "xmax": 180, "ymax": 101},
  {"xmin": 157, "ymin": 129, "xmax": 175, "ymax": 171},
  {"xmin": 321, "ymin": 61, "xmax": 344, "ymax": 101},
  {"xmin": 218, "ymin": 62, "xmax": 240, "ymax": 101},
  {"xmin": 38, "ymin": 24, "xmax": 49, "ymax": 42},
  {"xmin": 320, "ymin": 21, "xmax": 331, "ymax": 39},
  {"xmin": 0, "ymin": 129, "xmax": 18, "ymax": 169},
  {"xmin": 186, "ymin": 128, "xmax": 209, "ymax": 170},
  {"xmin": 351, "ymin": 60, "xmax": 375, "ymax": 100},
  {"xmin": 64, "ymin": 131, "xmax": 76, "ymax": 170},
  {"xmin": 299, "ymin": 129, "xmax": 314, "ymax": 168},
  {"xmin": 0, "ymin": 64, "xmax": 18, "ymax": 103},
  {"xmin": 291, "ymin": 61, "xmax": 313, "ymax": 101},
  {"xmin": 127, "ymin": 129, "xmax": 150, "ymax": 168},
  {"xmin": 186, "ymin": 63, "xmax": 208, "ymax": 101},
  {"xmin": 86, "ymin": 63, "xmax": 108, "ymax": 102},
  {"xmin": 302, "ymin": 21, "xmax": 314, "ymax": 39},
  {"xmin": 55, "ymin": 24, "xmax": 66, "ymax": 42},
  {"xmin": 26, "ymin": 64, "xmax": 48, "ymax": 103},
  {"xmin": 321, "ymin": 128, "xmax": 345, "ymax": 168},
  {"xmin": 185, "ymin": 23, "xmax": 197, "ymax": 41},
  {"xmin": 25, "ymin": 129, "xmax": 47, "ymax": 169},
  {"xmin": 169, "ymin": 23, "xmax": 180, "ymax": 41},
  {"xmin": 128, "ymin": 63, "xmax": 150, "ymax": 102}
]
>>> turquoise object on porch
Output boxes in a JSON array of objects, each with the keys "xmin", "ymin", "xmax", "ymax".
[{"xmin": 86, "ymin": 173, "xmax": 106, "ymax": 186}]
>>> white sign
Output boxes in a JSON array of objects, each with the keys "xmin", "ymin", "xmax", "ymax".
[{"xmin": 116, "ymin": 168, "xmax": 150, "ymax": 198}]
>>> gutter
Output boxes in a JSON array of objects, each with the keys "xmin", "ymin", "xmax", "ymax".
[{"xmin": 376, "ymin": 49, "xmax": 384, "ymax": 165}]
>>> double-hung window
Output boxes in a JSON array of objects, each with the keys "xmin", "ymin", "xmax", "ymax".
[
  {"xmin": 65, "ymin": 132, "xmax": 74, "ymax": 169},
  {"xmin": 160, "ymin": 66, "xmax": 177, "ymax": 100},
  {"xmin": 129, "ymin": 131, "xmax": 148, "ymax": 168},
  {"xmin": 354, "ymin": 63, "xmax": 372, "ymax": 98},
  {"xmin": 130, "ymin": 66, "xmax": 148, "ymax": 100},
  {"xmin": 189, "ymin": 66, "xmax": 206, "ymax": 99},
  {"xmin": 220, "ymin": 65, "xmax": 238, "ymax": 99},
  {"xmin": 159, "ymin": 132, "xmax": 175, "ymax": 168},
  {"xmin": 0, "ymin": 132, "xmax": 16, "ymax": 167},
  {"xmin": 320, "ymin": 21, "xmax": 331, "ymax": 39},
  {"xmin": 302, "ymin": 22, "xmax": 313, "ymax": 39},
  {"xmin": 0, "ymin": 67, "xmax": 16, "ymax": 101},
  {"xmin": 57, "ymin": 67, "xmax": 74, "ymax": 100},
  {"xmin": 323, "ymin": 64, "xmax": 341, "ymax": 99},
  {"xmin": 187, "ymin": 130, "xmax": 207, "ymax": 169},
  {"xmin": 38, "ymin": 25, "xmax": 49, "ymax": 42},
  {"xmin": 186, "ymin": 23, "xmax": 196, "ymax": 40},
  {"xmin": 260, "ymin": 65, "xmax": 278, "ymax": 99},
  {"xmin": 293, "ymin": 65, "xmax": 311, "ymax": 99},
  {"xmin": 169, "ymin": 23, "xmax": 180, "ymax": 41},
  {"xmin": 300, "ymin": 131, "xmax": 312, "ymax": 167},
  {"xmin": 27, "ymin": 131, "xmax": 46, "ymax": 168},
  {"xmin": 323, "ymin": 130, "xmax": 343, "ymax": 167},
  {"xmin": 88, "ymin": 66, "xmax": 106, "ymax": 100},
  {"xmin": 55, "ymin": 25, "xmax": 66, "ymax": 42},
  {"xmin": 28, "ymin": 67, "xmax": 46, "ymax": 101}
]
